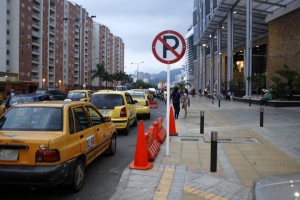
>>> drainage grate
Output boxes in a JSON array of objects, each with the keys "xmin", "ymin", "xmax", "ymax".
[
  {"xmin": 217, "ymin": 137, "xmax": 260, "ymax": 144},
  {"xmin": 181, "ymin": 138, "xmax": 199, "ymax": 142}
]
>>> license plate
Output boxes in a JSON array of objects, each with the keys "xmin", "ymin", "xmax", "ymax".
[
  {"xmin": 100, "ymin": 110, "xmax": 109, "ymax": 115},
  {"xmin": 0, "ymin": 149, "xmax": 19, "ymax": 161}
]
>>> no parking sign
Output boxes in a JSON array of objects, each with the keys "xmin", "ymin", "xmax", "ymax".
[
  {"xmin": 152, "ymin": 30, "xmax": 186, "ymax": 64},
  {"xmin": 152, "ymin": 30, "xmax": 186, "ymax": 156}
]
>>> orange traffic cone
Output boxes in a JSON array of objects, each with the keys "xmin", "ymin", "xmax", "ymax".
[
  {"xmin": 129, "ymin": 120, "xmax": 153, "ymax": 170},
  {"xmin": 169, "ymin": 106, "xmax": 178, "ymax": 136}
]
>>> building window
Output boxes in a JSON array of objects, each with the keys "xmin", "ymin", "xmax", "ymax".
[
  {"xmin": 7, "ymin": 30, "xmax": 9, "ymax": 35},
  {"xmin": 21, "ymin": 22, "xmax": 24, "ymax": 27},
  {"xmin": 6, "ymin": 60, "xmax": 10, "ymax": 65},
  {"xmin": 7, "ymin": 10, "xmax": 10, "ymax": 15},
  {"xmin": 7, "ymin": 40, "xmax": 9, "ymax": 45},
  {"xmin": 7, "ymin": 50, "xmax": 9, "ymax": 55},
  {"xmin": 7, "ymin": 20, "xmax": 9, "ymax": 25}
]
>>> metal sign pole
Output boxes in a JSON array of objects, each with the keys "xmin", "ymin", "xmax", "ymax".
[{"xmin": 166, "ymin": 64, "xmax": 170, "ymax": 156}]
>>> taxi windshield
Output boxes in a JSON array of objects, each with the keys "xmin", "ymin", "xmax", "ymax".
[{"xmin": 90, "ymin": 94, "xmax": 124, "ymax": 109}]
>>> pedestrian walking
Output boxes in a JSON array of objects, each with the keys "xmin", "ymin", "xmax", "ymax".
[
  {"xmin": 181, "ymin": 88, "xmax": 189, "ymax": 118},
  {"xmin": 171, "ymin": 87, "xmax": 181, "ymax": 119}
]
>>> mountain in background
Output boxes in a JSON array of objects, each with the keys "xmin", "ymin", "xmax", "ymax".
[{"xmin": 146, "ymin": 67, "xmax": 184, "ymax": 85}]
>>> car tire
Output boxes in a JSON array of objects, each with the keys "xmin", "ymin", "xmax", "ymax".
[
  {"xmin": 105, "ymin": 134, "xmax": 117, "ymax": 156},
  {"xmin": 133, "ymin": 116, "xmax": 137, "ymax": 126},
  {"xmin": 71, "ymin": 159, "xmax": 85, "ymax": 192},
  {"xmin": 147, "ymin": 112, "xmax": 151, "ymax": 119}
]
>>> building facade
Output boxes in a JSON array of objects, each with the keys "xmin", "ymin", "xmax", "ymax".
[
  {"xmin": 193, "ymin": 0, "xmax": 300, "ymax": 97},
  {"xmin": 0, "ymin": 0, "xmax": 124, "ymax": 95}
]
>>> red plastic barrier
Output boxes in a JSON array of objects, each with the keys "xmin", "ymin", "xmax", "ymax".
[
  {"xmin": 148, "ymin": 126, "xmax": 160, "ymax": 153},
  {"xmin": 153, "ymin": 121, "xmax": 163, "ymax": 144},
  {"xmin": 145, "ymin": 129, "xmax": 158, "ymax": 162},
  {"xmin": 157, "ymin": 117, "xmax": 166, "ymax": 141},
  {"xmin": 150, "ymin": 101, "xmax": 158, "ymax": 108}
]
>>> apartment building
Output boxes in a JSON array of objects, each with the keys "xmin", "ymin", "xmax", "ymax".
[
  {"xmin": 93, "ymin": 23, "xmax": 124, "ymax": 87},
  {"xmin": 0, "ymin": 0, "xmax": 124, "ymax": 94}
]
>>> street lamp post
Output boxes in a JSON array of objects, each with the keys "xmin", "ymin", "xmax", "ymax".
[
  {"xmin": 63, "ymin": 15, "xmax": 96, "ymax": 88},
  {"xmin": 131, "ymin": 61, "xmax": 144, "ymax": 81}
]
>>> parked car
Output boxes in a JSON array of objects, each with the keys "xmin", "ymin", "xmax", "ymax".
[
  {"xmin": 0, "ymin": 101, "xmax": 117, "ymax": 192},
  {"xmin": 127, "ymin": 90, "xmax": 150, "ymax": 119},
  {"xmin": 34, "ymin": 88, "xmax": 66, "ymax": 101},
  {"xmin": 3, "ymin": 93, "xmax": 50, "ymax": 113},
  {"xmin": 90, "ymin": 90, "xmax": 137, "ymax": 135},
  {"xmin": 66, "ymin": 90, "xmax": 93, "ymax": 102},
  {"xmin": 249, "ymin": 173, "xmax": 300, "ymax": 200}
]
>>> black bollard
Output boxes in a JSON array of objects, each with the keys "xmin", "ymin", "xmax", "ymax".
[
  {"xmin": 260, "ymin": 107, "xmax": 264, "ymax": 127},
  {"xmin": 210, "ymin": 131, "xmax": 218, "ymax": 172},
  {"xmin": 218, "ymin": 99, "xmax": 220, "ymax": 107},
  {"xmin": 200, "ymin": 111, "xmax": 204, "ymax": 134},
  {"xmin": 249, "ymin": 97, "xmax": 252, "ymax": 107}
]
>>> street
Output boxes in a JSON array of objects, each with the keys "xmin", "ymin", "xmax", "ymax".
[{"xmin": 0, "ymin": 100, "xmax": 167, "ymax": 200}]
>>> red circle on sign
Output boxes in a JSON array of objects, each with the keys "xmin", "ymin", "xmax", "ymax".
[{"xmin": 152, "ymin": 30, "xmax": 186, "ymax": 64}]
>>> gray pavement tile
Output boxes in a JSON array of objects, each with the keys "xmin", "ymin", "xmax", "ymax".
[
  {"xmin": 110, "ymin": 187, "xmax": 155, "ymax": 200},
  {"xmin": 167, "ymin": 189, "xmax": 183, "ymax": 200},
  {"xmin": 126, "ymin": 179, "xmax": 159, "ymax": 188}
]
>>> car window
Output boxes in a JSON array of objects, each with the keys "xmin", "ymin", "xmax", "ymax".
[
  {"xmin": 0, "ymin": 107, "xmax": 62, "ymax": 131},
  {"xmin": 35, "ymin": 90, "xmax": 47, "ymax": 95},
  {"xmin": 90, "ymin": 94, "xmax": 124, "ymax": 109},
  {"xmin": 68, "ymin": 92, "xmax": 86, "ymax": 99},
  {"xmin": 86, "ymin": 106, "xmax": 103, "ymax": 125},
  {"xmin": 68, "ymin": 108, "xmax": 75, "ymax": 134},
  {"xmin": 72, "ymin": 107, "xmax": 92, "ymax": 132},
  {"xmin": 125, "ymin": 94, "xmax": 133, "ymax": 104}
]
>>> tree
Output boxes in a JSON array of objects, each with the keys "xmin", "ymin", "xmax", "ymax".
[
  {"xmin": 176, "ymin": 81, "xmax": 191, "ymax": 91},
  {"xmin": 91, "ymin": 63, "xmax": 106, "ymax": 87},
  {"xmin": 270, "ymin": 64, "xmax": 299, "ymax": 99}
]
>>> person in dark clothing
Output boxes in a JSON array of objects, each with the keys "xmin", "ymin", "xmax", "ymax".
[{"xmin": 171, "ymin": 87, "xmax": 181, "ymax": 119}]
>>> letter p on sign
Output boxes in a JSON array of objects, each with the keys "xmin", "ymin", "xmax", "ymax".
[{"xmin": 152, "ymin": 30, "xmax": 186, "ymax": 64}]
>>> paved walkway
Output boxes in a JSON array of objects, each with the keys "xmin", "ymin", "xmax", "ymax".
[{"xmin": 110, "ymin": 96, "xmax": 300, "ymax": 200}]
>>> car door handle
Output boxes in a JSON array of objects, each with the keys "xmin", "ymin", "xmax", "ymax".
[
  {"xmin": 97, "ymin": 128, "xmax": 99, "ymax": 132},
  {"xmin": 80, "ymin": 135, "xmax": 84, "ymax": 139}
]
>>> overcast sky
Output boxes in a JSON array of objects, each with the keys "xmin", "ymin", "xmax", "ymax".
[{"xmin": 72, "ymin": 0, "xmax": 193, "ymax": 75}]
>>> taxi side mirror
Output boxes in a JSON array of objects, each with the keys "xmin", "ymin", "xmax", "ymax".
[{"xmin": 103, "ymin": 117, "xmax": 111, "ymax": 122}]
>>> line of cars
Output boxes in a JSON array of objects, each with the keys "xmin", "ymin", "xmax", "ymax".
[{"xmin": 0, "ymin": 88, "xmax": 151, "ymax": 192}]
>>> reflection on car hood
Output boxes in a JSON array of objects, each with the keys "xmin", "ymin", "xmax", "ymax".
[{"xmin": 254, "ymin": 173, "xmax": 300, "ymax": 200}]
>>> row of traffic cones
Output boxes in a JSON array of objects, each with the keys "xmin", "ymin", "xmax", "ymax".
[{"xmin": 130, "ymin": 106, "xmax": 177, "ymax": 170}]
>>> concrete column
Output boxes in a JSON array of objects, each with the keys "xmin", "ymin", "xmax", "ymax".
[
  {"xmin": 202, "ymin": 0, "xmax": 206, "ymax": 30},
  {"xmin": 246, "ymin": 0, "xmax": 253, "ymax": 96},
  {"xmin": 210, "ymin": 34, "xmax": 214, "ymax": 94},
  {"xmin": 202, "ymin": 45, "xmax": 206, "ymax": 90},
  {"xmin": 217, "ymin": 24, "xmax": 222, "ymax": 95},
  {"xmin": 197, "ymin": 44, "xmax": 201, "ymax": 92},
  {"xmin": 227, "ymin": 10, "xmax": 233, "ymax": 91}
]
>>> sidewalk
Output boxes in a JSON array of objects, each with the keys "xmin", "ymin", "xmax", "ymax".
[{"xmin": 110, "ymin": 97, "xmax": 300, "ymax": 200}]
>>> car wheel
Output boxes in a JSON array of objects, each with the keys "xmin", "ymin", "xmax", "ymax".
[
  {"xmin": 71, "ymin": 159, "xmax": 85, "ymax": 192},
  {"xmin": 147, "ymin": 112, "xmax": 151, "ymax": 119},
  {"xmin": 133, "ymin": 116, "xmax": 137, "ymax": 126},
  {"xmin": 106, "ymin": 134, "xmax": 117, "ymax": 156}
]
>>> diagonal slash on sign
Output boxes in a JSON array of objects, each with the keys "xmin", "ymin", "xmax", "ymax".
[{"xmin": 157, "ymin": 36, "xmax": 180, "ymax": 58}]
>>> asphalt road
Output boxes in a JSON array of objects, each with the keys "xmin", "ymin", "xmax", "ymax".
[{"xmin": 0, "ymin": 100, "xmax": 167, "ymax": 200}]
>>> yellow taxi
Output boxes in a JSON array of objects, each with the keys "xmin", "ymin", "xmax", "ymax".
[
  {"xmin": 0, "ymin": 101, "xmax": 117, "ymax": 192},
  {"xmin": 90, "ymin": 90, "xmax": 137, "ymax": 135},
  {"xmin": 66, "ymin": 90, "xmax": 93, "ymax": 102},
  {"xmin": 127, "ymin": 90, "xmax": 150, "ymax": 119}
]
